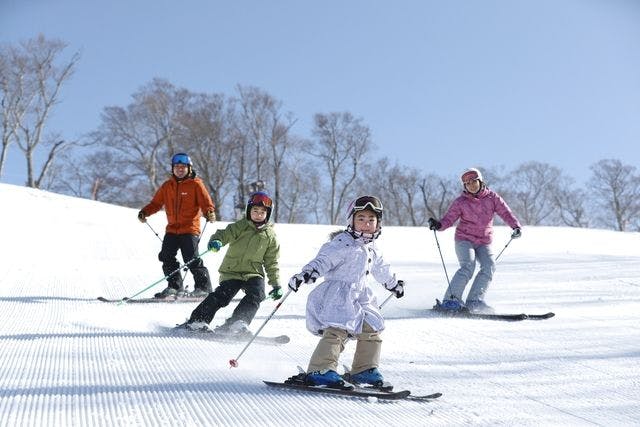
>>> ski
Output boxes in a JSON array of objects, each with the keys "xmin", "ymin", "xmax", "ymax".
[
  {"xmin": 341, "ymin": 367, "xmax": 442, "ymax": 401},
  {"xmin": 354, "ymin": 384, "xmax": 442, "ymax": 401},
  {"xmin": 430, "ymin": 301, "xmax": 554, "ymax": 321},
  {"xmin": 169, "ymin": 325, "xmax": 290, "ymax": 345},
  {"xmin": 265, "ymin": 374, "xmax": 441, "ymax": 402},
  {"xmin": 429, "ymin": 308, "xmax": 555, "ymax": 321},
  {"xmin": 97, "ymin": 295, "xmax": 206, "ymax": 304},
  {"xmin": 264, "ymin": 380, "xmax": 411, "ymax": 400}
]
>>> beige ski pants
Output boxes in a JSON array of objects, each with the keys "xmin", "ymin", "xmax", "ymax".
[{"xmin": 307, "ymin": 322, "xmax": 382, "ymax": 374}]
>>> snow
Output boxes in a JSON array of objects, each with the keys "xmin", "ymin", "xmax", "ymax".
[{"xmin": 0, "ymin": 182, "xmax": 639, "ymax": 426}]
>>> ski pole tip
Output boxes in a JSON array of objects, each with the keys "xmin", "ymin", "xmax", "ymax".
[{"xmin": 229, "ymin": 359, "xmax": 238, "ymax": 368}]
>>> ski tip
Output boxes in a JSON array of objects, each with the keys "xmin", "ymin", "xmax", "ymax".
[
  {"xmin": 530, "ymin": 312, "xmax": 555, "ymax": 319},
  {"xmin": 412, "ymin": 392, "xmax": 443, "ymax": 400}
]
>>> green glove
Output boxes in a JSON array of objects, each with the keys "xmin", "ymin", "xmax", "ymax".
[
  {"xmin": 268, "ymin": 286, "xmax": 283, "ymax": 300},
  {"xmin": 208, "ymin": 239, "xmax": 223, "ymax": 252}
]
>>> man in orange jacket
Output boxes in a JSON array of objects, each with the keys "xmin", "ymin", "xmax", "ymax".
[{"xmin": 138, "ymin": 153, "xmax": 216, "ymax": 298}]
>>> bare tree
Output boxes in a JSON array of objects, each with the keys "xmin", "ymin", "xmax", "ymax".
[
  {"xmin": 419, "ymin": 173, "xmax": 458, "ymax": 221},
  {"xmin": 233, "ymin": 85, "xmax": 297, "ymax": 221},
  {"xmin": 89, "ymin": 79, "xmax": 193, "ymax": 200},
  {"xmin": 177, "ymin": 93, "xmax": 236, "ymax": 219},
  {"xmin": 498, "ymin": 161, "xmax": 562, "ymax": 225},
  {"xmin": 0, "ymin": 49, "xmax": 29, "ymax": 178},
  {"xmin": 49, "ymin": 149, "xmax": 133, "ymax": 204},
  {"xmin": 311, "ymin": 112, "xmax": 373, "ymax": 224},
  {"xmin": 589, "ymin": 159, "xmax": 640, "ymax": 231},
  {"xmin": 0, "ymin": 35, "xmax": 80, "ymax": 187},
  {"xmin": 550, "ymin": 177, "xmax": 590, "ymax": 228},
  {"xmin": 356, "ymin": 158, "xmax": 425, "ymax": 226},
  {"xmin": 277, "ymin": 148, "xmax": 323, "ymax": 224}
]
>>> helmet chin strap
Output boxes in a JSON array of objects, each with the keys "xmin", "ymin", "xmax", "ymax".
[{"xmin": 347, "ymin": 225, "xmax": 381, "ymax": 241}]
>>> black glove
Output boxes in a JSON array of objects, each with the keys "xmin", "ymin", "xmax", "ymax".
[
  {"xmin": 137, "ymin": 210, "xmax": 146, "ymax": 223},
  {"xmin": 205, "ymin": 210, "xmax": 216, "ymax": 222},
  {"xmin": 268, "ymin": 286, "xmax": 283, "ymax": 300},
  {"xmin": 386, "ymin": 280, "xmax": 405, "ymax": 298},
  {"xmin": 511, "ymin": 227, "xmax": 522, "ymax": 239},
  {"xmin": 427, "ymin": 218, "xmax": 441, "ymax": 231},
  {"xmin": 288, "ymin": 269, "xmax": 320, "ymax": 292}
]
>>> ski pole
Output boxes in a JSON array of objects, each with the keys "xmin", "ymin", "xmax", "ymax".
[
  {"xmin": 494, "ymin": 236, "xmax": 514, "ymax": 262},
  {"xmin": 179, "ymin": 221, "xmax": 210, "ymax": 290},
  {"xmin": 144, "ymin": 221, "xmax": 163, "ymax": 243},
  {"xmin": 118, "ymin": 248, "xmax": 213, "ymax": 305},
  {"xmin": 142, "ymin": 221, "xmax": 191, "ymax": 283},
  {"xmin": 229, "ymin": 288, "xmax": 293, "ymax": 368},
  {"xmin": 432, "ymin": 229, "xmax": 451, "ymax": 286},
  {"xmin": 379, "ymin": 293, "xmax": 394, "ymax": 309},
  {"xmin": 143, "ymin": 220, "xmax": 194, "ymax": 285}
]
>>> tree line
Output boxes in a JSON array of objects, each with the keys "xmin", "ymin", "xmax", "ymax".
[{"xmin": 2, "ymin": 35, "xmax": 639, "ymax": 231}]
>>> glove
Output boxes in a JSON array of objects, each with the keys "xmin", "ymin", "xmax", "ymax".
[
  {"xmin": 205, "ymin": 210, "xmax": 216, "ymax": 222},
  {"xmin": 511, "ymin": 227, "xmax": 522, "ymax": 239},
  {"xmin": 137, "ymin": 210, "xmax": 146, "ymax": 223},
  {"xmin": 208, "ymin": 239, "xmax": 223, "ymax": 252},
  {"xmin": 268, "ymin": 286, "xmax": 283, "ymax": 300},
  {"xmin": 386, "ymin": 279, "xmax": 405, "ymax": 298},
  {"xmin": 427, "ymin": 218, "xmax": 441, "ymax": 231},
  {"xmin": 288, "ymin": 269, "xmax": 320, "ymax": 292}
]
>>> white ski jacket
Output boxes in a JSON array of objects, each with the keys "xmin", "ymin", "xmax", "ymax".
[{"xmin": 303, "ymin": 231, "xmax": 397, "ymax": 337}]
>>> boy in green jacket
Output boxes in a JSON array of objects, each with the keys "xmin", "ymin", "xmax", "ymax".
[{"xmin": 182, "ymin": 191, "xmax": 281, "ymax": 337}]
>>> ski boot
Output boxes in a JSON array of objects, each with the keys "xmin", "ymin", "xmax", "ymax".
[
  {"xmin": 466, "ymin": 300, "xmax": 494, "ymax": 314},
  {"xmin": 154, "ymin": 286, "xmax": 183, "ymax": 299},
  {"xmin": 187, "ymin": 288, "xmax": 210, "ymax": 298},
  {"xmin": 434, "ymin": 298, "xmax": 465, "ymax": 314},
  {"xmin": 228, "ymin": 320, "xmax": 253, "ymax": 340},
  {"xmin": 348, "ymin": 368, "xmax": 385, "ymax": 387},
  {"xmin": 305, "ymin": 370, "xmax": 353, "ymax": 389}
]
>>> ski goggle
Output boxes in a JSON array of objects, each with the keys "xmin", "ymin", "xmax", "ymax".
[
  {"xmin": 248, "ymin": 192, "xmax": 273, "ymax": 208},
  {"xmin": 171, "ymin": 153, "xmax": 191, "ymax": 165},
  {"xmin": 352, "ymin": 196, "xmax": 383, "ymax": 214},
  {"xmin": 461, "ymin": 171, "xmax": 479, "ymax": 184}
]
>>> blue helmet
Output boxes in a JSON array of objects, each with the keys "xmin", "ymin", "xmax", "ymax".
[{"xmin": 171, "ymin": 153, "xmax": 192, "ymax": 166}]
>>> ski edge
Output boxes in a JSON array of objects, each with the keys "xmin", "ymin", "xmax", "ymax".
[
  {"xmin": 97, "ymin": 296, "xmax": 206, "ymax": 304},
  {"xmin": 429, "ymin": 308, "xmax": 555, "ymax": 321},
  {"xmin": 171, "ymin": 326, "xmax": 290, "ymax": 345},
  {"xmin": 263, "ymin": 380, "xmax": 411, "ymax": 400}
]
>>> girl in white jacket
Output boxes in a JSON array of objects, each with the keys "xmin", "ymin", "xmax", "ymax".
[{"xmin": 288, "ymin": 195, "xmax": 405, "ymax": 388}]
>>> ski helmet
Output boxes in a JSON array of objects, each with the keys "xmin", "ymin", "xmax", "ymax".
[
  {"xmin": 246, "ymin": 191, "xmax": 273, "ymax": 223},
  {"xmin": 346, "ymin": 195, "xmax": 383, "ymax": 239},
  {"xmin": 171, "ymin": 153, "xmax": 192, "ymax": 166},
  {"xmin": 461, "ymin": 168, "xmax": 483, "ymax": 185}
]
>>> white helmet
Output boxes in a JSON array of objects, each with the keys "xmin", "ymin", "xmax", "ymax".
[
  {"xmin": 461, "ymin": 168, "xmax": 483, "ymax": 184},
  {"xmin": 345, "ymin": 195, "xmax": 383, "ymax": 240}
]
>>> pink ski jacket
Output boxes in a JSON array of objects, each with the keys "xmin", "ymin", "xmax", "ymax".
[{"xmin": 438, "ymin": 187, "xmax": 521, "ymax": 245}]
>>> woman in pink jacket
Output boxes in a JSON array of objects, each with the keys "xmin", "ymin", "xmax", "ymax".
[{"xmin": 428, "ymin": 168, "xmax": 521, "ymax": 313}]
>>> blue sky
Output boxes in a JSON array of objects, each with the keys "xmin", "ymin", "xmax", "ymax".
[{"xmin": 2, "ymin": 0, "xmax": 640, "ymax": 186}]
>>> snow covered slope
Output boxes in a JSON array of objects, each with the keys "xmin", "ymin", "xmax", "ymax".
[{"xmin": 0, "ymin": 183, "xmax": 638, "ymax": 426}]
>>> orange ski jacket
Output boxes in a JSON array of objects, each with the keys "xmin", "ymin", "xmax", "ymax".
[{"xmin": 141, "ymin": 175, "xmax": 215, "ymax": 235}]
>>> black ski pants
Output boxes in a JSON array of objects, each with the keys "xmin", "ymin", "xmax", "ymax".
[
  {"xmin": 188, "ymin": 277, "xmax": 266, "ymax": 326},
  {"xmin": 158, "ymin": 233, "xmax": 212, "ymax": 292}
]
